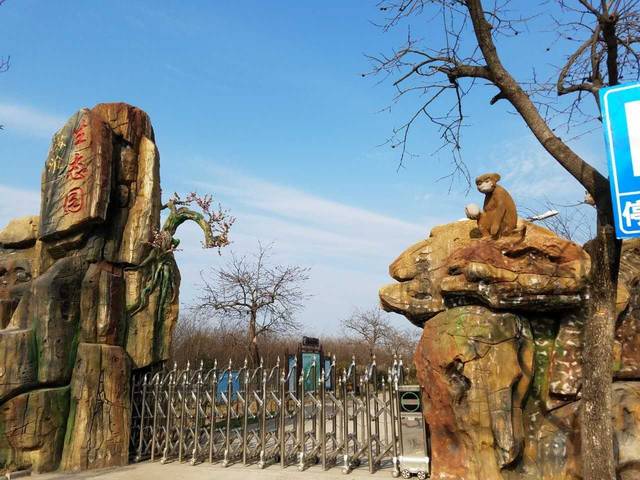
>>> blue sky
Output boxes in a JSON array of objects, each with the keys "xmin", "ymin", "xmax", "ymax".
[{"xmin": 0, "ymin": 1, "xmax": 605, "ymax": 333}]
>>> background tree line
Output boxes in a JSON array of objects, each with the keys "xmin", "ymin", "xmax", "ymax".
[
  {"xmin": 171, "ymin": 307, "xmax": 420, "ymax": 376},
  {"xmin": 179, "ymin": 242, "xmax": 420, "ymax": 373}
]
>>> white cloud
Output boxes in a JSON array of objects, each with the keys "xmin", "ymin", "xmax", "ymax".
[
  {"xmin": 194, "ymin": 166, "xmax": 430, "ymax": 259},
  {"xmin": 0, "ymin": 103, "xmax": 65, "ymax": 139},
  {"xmin": 0, "ymin": 185, "xmax": 40, "ymax": 229},
  {"xmin": 171, "ymin": 167, "xmax": 435, "ymax": 333}
]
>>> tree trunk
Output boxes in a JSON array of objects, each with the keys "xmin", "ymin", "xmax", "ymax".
[
  {"xmin": 581, "ymin": 209, "xmax": 621, "ymax": 480},
  {"xmin": 248, "ymin": 310, "xmax": 260, "ymax": 367}
]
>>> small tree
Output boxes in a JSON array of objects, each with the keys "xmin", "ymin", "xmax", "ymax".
[
  {"xmin": 342, "ymin": 307, "xmax": 393, "ymax": 358},
  {"xmin": 127, "ymin": 191, "xmax": 234, "ymax": 328},
  {"xmin": 196, "ymin": 243, "xmax": 310, "ymax": 366}
]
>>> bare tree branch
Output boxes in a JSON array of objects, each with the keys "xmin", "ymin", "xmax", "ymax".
[
  {"xmin": 341, "ymin": 307, "xmax": 393, "ymax": 358},
  {"xmin": 195, "ymin": 243, "xmax": 310, "ymax": 365}
]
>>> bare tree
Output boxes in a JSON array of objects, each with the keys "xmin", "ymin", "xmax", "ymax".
[
  {"xmin": 342, "ymin": 307, "xmax": 393, "ymax": 358},
  {"xmin": 383, "ymin": 325, "xmax": 422, "ymax": 360},
  {"xmin": 196, "ymin": 243, "xmax": 310, "ymax": 366},
  {"xmin": 368, "ymin": 1, "xmax": 636, "ymax": 476}
]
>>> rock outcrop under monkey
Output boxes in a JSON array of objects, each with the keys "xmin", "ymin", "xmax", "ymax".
[{"xmin": 380, "ymin": 218, "xmax": 640, "ymax": 480}]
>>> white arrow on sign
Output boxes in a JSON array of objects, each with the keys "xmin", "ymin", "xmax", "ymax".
[{"xmin": 624, "ymin": 100, "xmax": 640, "ymax": 177}]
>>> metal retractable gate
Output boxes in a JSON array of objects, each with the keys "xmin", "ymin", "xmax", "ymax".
[{"xmin": 130, "ymin": 355, "xmax": 430, "ymax": 477}]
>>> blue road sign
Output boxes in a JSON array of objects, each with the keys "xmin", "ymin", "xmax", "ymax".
[{"xmin": 601, "ymin": 82, "xmax": 640, "ymax": 238}]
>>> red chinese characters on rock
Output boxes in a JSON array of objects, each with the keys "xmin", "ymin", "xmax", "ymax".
[
  {"xmin": 63, "ymin": 187, "xmax": 84, "ymax": 214},
  {"xmin": 62, "ymin": 117, "xmax": 90, "ymax": 215},
  {"xmin": 72, "ymin": 120, "xmax": 88, "ymax": 147},
  {"xmin": 67, "ymin": 153, "xmax": 88, "ymax": 180}
]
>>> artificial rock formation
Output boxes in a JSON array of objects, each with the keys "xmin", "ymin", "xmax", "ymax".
[
  {"xmin": 379, "ymin": 220, "xmax": 590, "ymax": 327},
  {"xmin": 61, "ymin": 343, "xmax": 131, "ymax": 471},
  {"xmin": 0, "ymin": 103, "xmax": 179, "ymax": 474},
  {"xmin": 382, "ymin": 219, "xmax": 640, "ymax": 480},
  {"xmin": 415, "ymin": 305, "xmax": 533, "ymax": 479}
]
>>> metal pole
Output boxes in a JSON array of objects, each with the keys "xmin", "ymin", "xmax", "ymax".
[
  {"xmin": 389, "ymin": 373, "xmax": 400, "ymax": 478},
  {"xmin": 350, "ymin": 357, "xmax": 358, "ymax": 462},
  {"xmin": 341, "ymin": 369, "xmax": 350, "ymax": 474},
  {"xmin": 395, "ymin": 376, "xmax": 404, "ymax": 465},
  {"xmin": 271, "ymin": 357, "xmax": 280, "ymax": 467},
  {"xmin": 208, "ymin": 364, "xmax": 218, "ymax": 464},
  {"xmin": 381, "ymin": 375, "xmax": 389, "ymax": 455},
  {"xmin": 311, "ymin": 360, "xmax": 317, "ymax": 464},
  {"xmin": 320, "ymin": 367, "xmax": 327, "ymax": 470},
  {"xmin": 242, "ymin": 363, "xmax": 250, "ymax": 465},
  {"xmin": 150, "ymin": 371, "xmax": 162, "ymax": 462},
  {"xmin": 161, "ymin": 366, "xmax": 176, "ymax": 464},
  {"xmin": 191, "ymin": 365, "xmax": 203, "ymax": 465},
  {"xmin": 372, "ymin": 358, "xmax": 381, "ymax": 461},
  {"xmin": 364, "ymin": 372, "xmax": 374, "ymax": 473},
  {"xmin": 280, "ymin": 368, "xmax": 287, "ymax": 468},
  {"xmin": 178, "ymin": 363, "xmax": 189, "ymax": 463},
  {"xmin": 297, "ymin": 363, "xmax": 306, "ymax": 471},
  {"xmin": 223, "ymin": 361, "xmax": 233, "ymax": 467}
]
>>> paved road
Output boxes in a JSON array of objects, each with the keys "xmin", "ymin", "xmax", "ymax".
[{"xmin": 31, "ymin": 461, "xmax": 393, "ymax": 480}]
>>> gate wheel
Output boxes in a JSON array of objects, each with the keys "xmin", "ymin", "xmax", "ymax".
[
  {"xmin": 401, "ymin": 469, "xmax": 411, "ymax": 479},
  {"xmin": 417, "ymin": 471, "xmax": 428, "ymax": 480}
]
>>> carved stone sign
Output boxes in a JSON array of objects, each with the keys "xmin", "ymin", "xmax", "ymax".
[{"xmin": 39, "ymin": 109, "xmax": 112, "ymax": 240}]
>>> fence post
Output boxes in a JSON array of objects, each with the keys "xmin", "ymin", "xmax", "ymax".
[
  {"xmin": 393, "ymin": 373, "xmax": 404, "ymax": 477},
  {"xmin": 341, "ymin": 368, "xmax": 350, "ymax": 474},
  {"xmin": 320, "ymin": 367, "xmax": 327, "ymax": 470},
  {"xmin": 191, "ymin": 362, "xmax": 203, "ymax": 465},
  {"xmin": 161, "ymin": 365, "xmax": 176, "ymax": 464},
  {"xmin": 222, "ymin": 360, "xmax": 233, "ymax": 467},
  {"xmin": 178, "ymin": 362, "xmax": 189, "ymax": 463},
  {"xmin": 280, "ymin": 368, "xmax": 287, "ymax": 468},
  {"xmin": 242, "ymin": 361, "xmax": 251, "ymax": 465},
  {"xmin": 150, "ymin": 370, "xmax": 162, "ymax": 462},
  {"xmin": 372, "ymin": 356, "xmax": 381, "ymax": 462},
  {"xmin": 258, "ymin": 368, "xmax": 268, "ymax": 468},
  {"xmin": 208, "ymin": 360, "xmax": 219, "ymax": 464},
  {"xmin": 389, "ymin": 371, "xmax": 400, "ymax": 478},
  {"xmin": 297, "ymin": 363, "xmax": 306, "ymax": 471},
  {"xmin": 364, "ymin": 368, "xmax": 374, "ymax": 474}
]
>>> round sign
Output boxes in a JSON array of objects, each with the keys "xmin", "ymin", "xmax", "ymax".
[{"xmin": 400, "ymin": 391, "xmax": 421, "ymax": 413}]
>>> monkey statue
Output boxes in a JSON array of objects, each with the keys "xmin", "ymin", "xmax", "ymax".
[{"xmin": 465, "ymin": 173, "xmax": 518, "ymax": 239}]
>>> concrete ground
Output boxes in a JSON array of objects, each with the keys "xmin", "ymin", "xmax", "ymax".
[{"xmin": 30, "ymin": 461, "xmax": 394, "ymax": 480}]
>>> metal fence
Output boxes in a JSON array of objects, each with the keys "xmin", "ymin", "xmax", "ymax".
[{"xmin": 130, "ymin": 355, "xmax": 411, "ymax": 475}]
